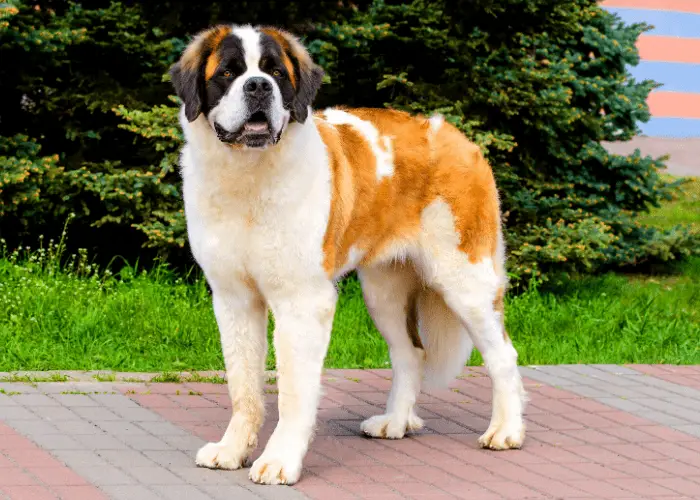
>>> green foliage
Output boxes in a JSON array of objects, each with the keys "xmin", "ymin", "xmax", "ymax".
[{"xmin": 1, "ymin": 0, "xmax": 698, "ymax": 278}]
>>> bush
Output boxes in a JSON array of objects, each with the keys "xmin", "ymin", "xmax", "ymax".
[{"xmin": 1, "ymin": 0, "xmax": 698, "ymax": 279}]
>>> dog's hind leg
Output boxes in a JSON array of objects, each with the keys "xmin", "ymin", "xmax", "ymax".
[{"xmin": 358, "ymin": 263, "xmax": 425, "ymax": 439}]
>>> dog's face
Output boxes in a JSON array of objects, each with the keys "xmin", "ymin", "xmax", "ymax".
[{"xmin": 170, "ymin": 25, "xmax": 324, "ymax": 149}]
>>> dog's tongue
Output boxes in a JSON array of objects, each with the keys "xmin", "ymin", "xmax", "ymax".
[{"xmin": 244, "ymin": 121, "xmax": 268, "ymax": 132}]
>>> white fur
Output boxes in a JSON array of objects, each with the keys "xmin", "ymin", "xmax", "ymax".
[
  {"xmin": 207, "ymin": 26, "xmax": 289, "ymax": 143},
  {"xmin": 429, "ymin": 114, "xmax": 444, "ymax": 134},
  {"xmin": 323, "ymin": 108, "xmax": 395, "ymax": 180}
]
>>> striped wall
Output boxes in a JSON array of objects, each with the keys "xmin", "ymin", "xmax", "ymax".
[{"xmin": 602, "ymin": 0, "xmax": 700, "ymax": 137}]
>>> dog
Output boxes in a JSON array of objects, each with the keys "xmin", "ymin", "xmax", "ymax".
[{"xmin": 169, "ymin": 24, "xmax": 526, "ymax": 486}]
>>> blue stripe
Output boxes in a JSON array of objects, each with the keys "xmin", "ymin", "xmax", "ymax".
[
  {"xmin": 629, "ymin": 61, "xmax": 700, "ymax": 93},
  {"xmin": 639, "ymin": 117, "xmax": 700, "ymax": 137},
  {"xmin": 606, "ymin": 8, "xmax": 700, "ymax": 38}
]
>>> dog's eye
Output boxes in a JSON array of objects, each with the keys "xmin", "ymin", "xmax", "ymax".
[
  {"xmin": 223, "ymin": 70, "xmax": 233, "ymax": 79},
  {"xmin": 272, "ymin": 69, "xmax": 282, "ymax": 78}
]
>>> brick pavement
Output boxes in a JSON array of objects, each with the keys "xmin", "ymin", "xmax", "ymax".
[{"xmin": 1, "ymin": 366, "xmax": 700, "ymax": 499}]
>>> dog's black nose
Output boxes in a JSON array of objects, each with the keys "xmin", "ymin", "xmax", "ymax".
[{"xmin": 244, "ymin": 77, "xmax": 272, "ymax": 98}]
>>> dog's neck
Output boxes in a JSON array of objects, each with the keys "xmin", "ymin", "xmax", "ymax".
[{"xmin": 180, "ymin": 106, "xmax": 326, "ymax": 204}]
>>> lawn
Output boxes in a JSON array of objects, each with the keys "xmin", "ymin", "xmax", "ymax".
[{"xmin": 0, "ymin": 177, "xmax": 698, "ymax": 371}]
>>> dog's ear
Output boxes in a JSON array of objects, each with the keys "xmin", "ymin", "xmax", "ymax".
[
  {"xmin": 169, "ymin": 26, "xmax": 231, "ymax": 122},
  {"xmin": 292, "ymin": 61, "xmax": 324, "ymax": 123},
  {"xmin": 169, "ymin": 61, "xmax": 203, "ymax": 122},
  {"xmin": 262, "ymin": 27, "xmax": 324, "ymax": 123}
]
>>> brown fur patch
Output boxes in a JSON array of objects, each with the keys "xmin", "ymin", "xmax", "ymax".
[
  {"xmin": 260, "ymin": 27, "xmax": 298, "ymax": 89},
  {"xmin": 316, "ymin": 107, "xmax": 501, "ymax": 278},
  {"xmin": 181, "ymin": 26, "xmax": 232, "ymax": 74},
  {"xmin": 493, "ymin": 285, "xmax": 509, "ymax": 341}
]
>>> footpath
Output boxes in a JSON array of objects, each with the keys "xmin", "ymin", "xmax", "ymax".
[{"xmin": 1, "ymin": 364, "xmax": 700, "ymax": 499}]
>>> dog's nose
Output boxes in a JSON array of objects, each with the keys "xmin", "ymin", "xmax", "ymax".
[{"xmin": 244, "ymin": 77, "xmax": 272, "ymax": 99}]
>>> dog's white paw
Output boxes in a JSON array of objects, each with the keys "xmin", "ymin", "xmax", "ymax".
[
  {"xmin": 195, "ymin": 440, "xmax": 251, "ymax": 470},
  {"xmin": 249, "ymin": 453, "xmax": 302, "ymax": 485},
  {"xmin": 360, "ymin": 411, "xmax": 424, "ymax": 439},
  {"xmin": 478, "ymin": 419, "xmax": 525, "ymax": 450}
]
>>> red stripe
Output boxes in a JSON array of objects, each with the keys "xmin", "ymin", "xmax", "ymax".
[
  {"xmin": 602, "ymin": 0, "xmax": 700, "ymax": 14},
  {"xmin": 638, "ymin": 35, "xmax": 700, "ymax": 63},
  {"xmin": 648, "ymin": 91, "xmax": 700, "ymax": 118}
]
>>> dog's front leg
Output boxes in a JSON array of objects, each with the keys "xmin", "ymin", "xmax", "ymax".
[
  {"xmin": 249, "ymin": 281, "xmax": 337, "ymax": 485},
  {"xmin": 196, "ymin": 288, "xmax": 268, "ymax": 470}
]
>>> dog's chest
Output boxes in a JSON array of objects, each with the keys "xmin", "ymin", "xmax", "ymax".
[{"xmin": 182, "ymin": 165, "xmax": 329, "ymax": 291}]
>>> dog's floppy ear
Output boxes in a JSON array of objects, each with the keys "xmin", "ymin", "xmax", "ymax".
[
  {"xmin": 169, "ymin": 26, "xmax": 231, "ymax": 122},
  {"xmin": 262, "ymin": 27, "xmax": 324, "ymax": 123},
  {"xmin": 169, "ymin": 60, "xmax": 203, "ymax": 122},
  {"xmin": 292, "ymin": 60, "xmax": 324, "ymax": 123}
]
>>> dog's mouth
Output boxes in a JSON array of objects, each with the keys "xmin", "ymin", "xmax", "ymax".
[
  {"xmin": 242, "ymin": 111, "xmax": 271, "ymax": 135},
  {"xmin": 216, "ymin": 111, "xmax": 278, "ymax": 149}
]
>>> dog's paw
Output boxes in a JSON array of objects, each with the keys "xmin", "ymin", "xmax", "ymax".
[
  {"xmin": 478, "ymin": 419, "xmax": 525, "ymax": 450},
  {"xmin": 360, "ymin": 411, "xmax": 423, "ymax": 439},
  {"xmin": 195, "ymin": 441, "xmax": 250, "ymax": 470},
  {"xmin": 249, "ymin": 453, "xmax": 302, "ymax": 485}
]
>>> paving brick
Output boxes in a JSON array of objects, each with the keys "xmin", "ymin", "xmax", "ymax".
[
  {"xmin": 158, "ymin": 433, "xmax": 205, "ymax": 452},
  {"xmin": 480, "ymin": 481, "xmax": 546, "ymax": 499},
  {"xmin": 199, "ymin": 485, "xmax": 263, "ymax": 500},
  {"xmin": 97, "ymin": 449, "xmax": 156, "ymax": 468},
  {"xmin": 151, "ymin": 484, "xmax": 212, "ymax": 500},
  {"xmin": 119, "ymin": 433, "xmax": 172, "ymax": 451},
  {"xmin": 166, "ymin": 466, "xmax": 232, "ymax": 485},
  {"xmin": 567, "ymin": 462, "xmax": 632, "ymax": 480},
  {"xmin": 142, "ymin": 450, "xmax": 193, "ymax": 468},
  {"xmin": 50, "ymin": 450, "xmax": 111, "ymax": 469},
  {"xmin": 122, "ymin": 465, "xmax": 186, "ymax": 485},
  {"xmin": 0, "ymin": 485, "xmax": 57, "ymax": 500},
  {"xmin": 0, "ymin": 470, "xmax": 37, "ymax": 487},
  {"xmin": 28, "ymin": 466, "xmax": 87, "ymax": 486},
  {"xmin": 100, "ymin": 485, "xmax": 162, "ymax": 500},
  {"xmin": 609, "ymin": 460, "xmax": 674, "ymax": 479},
  {"xmin": 52, "ymin": 420, "xmax": 102, "ymax": 435},
  {"xmin": 0, "ymin": 406, "xmax": 39, "ymax": 421},
  {"xmin": 73, "ymin": 433, "xmax": 129, "ymax": 450},
  {"xmin": 112, "ymin": 406, "xmax": 165, "ymax": 422},
  {"xmin": 566, "ymin": 479, "xmax": 639, "ymax": 498},
  {"xmin": 75, "ymin": 466, "xmax": 137, "ymax": 486},
  {"xmin": 70, "ymin": 406, "xmax": 121, "ymax": 422},
  {"xmin": 6, "ymin": 448, "xmax": 60, "ymax": 468},
  {"xmin": 29, "ymin": 406, "xmax": 80, "ymax": 421},
  {"xmin": 90, "ymin": 393, "xmax": 140, "ymax": 408},
  {"xmin": 607, "ymin": 478, "xmax": 678, "ymax": 497},
  {"xmin": 12, "ymin": 394, "xmax": 60, "ymax": 407},
  {"xmin": 136, "ymin": 420, "xmax": 189, "ymax": 437},
  {"xmin": 0, "ymin": 383, "xmax": 38, "ymax": 394},
  {"xmin": 51, "ymin": 394, "xmax": 101, "ymax": 407},
  {"xmin": 603, "ymin": 443, "xmax": 668, "ymax": 461},
  {"xmin": 51, "ymin": 485, "xmax": 110, "ymax": 500},
  {"xmin": 28, "ymin": 434, "xmax": 82, "ymax": 451},
  {"xmin": 523, "ymin": 462, "xmax": 589, "ymax": 481},
  {"xmin": 674, "ymin": 424, "xmax": 700, "ymax": 438},
  {"xmin": 6, "ymin": 419, "xmax": 59, "ymax": 436},
  {"xmin": 651, "ymin": 477, "xmax": 700, "ymax": 496}
]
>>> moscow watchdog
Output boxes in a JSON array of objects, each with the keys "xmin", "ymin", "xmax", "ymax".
[{"xmin": 170, "ymin": 24, "xmax": 526, "ymax": 485}]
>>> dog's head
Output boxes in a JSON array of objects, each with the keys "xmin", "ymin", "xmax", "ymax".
[{"xmin": 169, "ymin": 25, "xmax": 324, "ymax": 149}]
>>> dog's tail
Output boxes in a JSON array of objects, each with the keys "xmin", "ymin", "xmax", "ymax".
[{"xmin": 414, "ymin": 288, "xmax": 473, "ymax": 389}]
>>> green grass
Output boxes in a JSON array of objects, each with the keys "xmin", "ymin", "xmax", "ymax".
[
  {"xmin": 638, "ymin": 177, "xmax": 700, "ymax": 231},
  {"xmin": 0, "ymin": 177, "xmax": 698, "ymax": 371}
]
